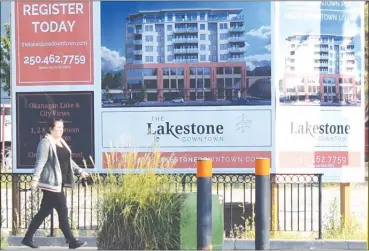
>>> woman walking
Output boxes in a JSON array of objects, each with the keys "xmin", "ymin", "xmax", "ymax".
[{"xmin": 22, "ymin": 117, "xmax": 90, "ymax": 249}]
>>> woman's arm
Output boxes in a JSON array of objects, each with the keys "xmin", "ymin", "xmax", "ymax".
[
  {"xmin": 71, "ymin": 159, "xmax": 85, "ymax": 175},
  {"xmin": 32, "ymin": 139, "xmax": 50, "ymax": 181}
]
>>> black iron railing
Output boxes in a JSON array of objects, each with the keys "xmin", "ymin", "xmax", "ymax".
[{"xmin": 0, "ymin": 173, "xmax": 322, "ymax": 239}]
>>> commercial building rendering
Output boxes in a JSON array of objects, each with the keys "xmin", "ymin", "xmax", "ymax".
[
  {"xmin": 282, "ymin": 34, "xmax": 358, "ymax": 104},
  {"xmin": 123, "ymin": 8, "xmax": 248, "ymax": 102}
]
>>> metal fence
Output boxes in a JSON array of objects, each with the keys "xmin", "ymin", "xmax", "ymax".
[{"xmin": 0, "ymin": 173, "xmax": 323, "ymax": 239}]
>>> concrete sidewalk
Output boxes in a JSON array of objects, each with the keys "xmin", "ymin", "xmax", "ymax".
[
  {"xmin": 4, "ymin": 236, "xmax": 367, "ymax": 250},
  {"xmin": 4, "ymin": 248, "xmax": 94, "ymax": 250},
  {"xmin": 3, "ymin": 248, "xmax": 367, "ymax": 251}
]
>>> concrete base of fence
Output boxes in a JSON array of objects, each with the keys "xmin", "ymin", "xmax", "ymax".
[{"xmin": 7, "ymin": 236, "xmax": 367, "ymax": 250}]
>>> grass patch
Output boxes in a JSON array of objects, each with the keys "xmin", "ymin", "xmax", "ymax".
[{"xmin": 229, "ymin": 211, "xmax": 316, "ymax": 240}]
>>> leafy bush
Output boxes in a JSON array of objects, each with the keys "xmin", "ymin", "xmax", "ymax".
[
  {"xmin": 323, "ymin": 198, "xmax": 365, "ymax": 240},
  {"xmin": 90, "ymin": 150, "xmax": 186, "ymax": 250}
]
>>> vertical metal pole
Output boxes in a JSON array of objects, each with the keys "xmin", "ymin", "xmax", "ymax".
[
  {"xmin": 49, "ymin": 210, "xmax": 54, "ymax": 237},
  {"xmin": 1, "ymin": 104, "xmax": 5, "ymax": 169},
  {"xmin": 318, "ymin": 175, "xmax": 323, "ymax": 239},
  {"xmin": 255, "ymin": 158, "xmax": 270, "ymax": 250},
  {"xmin": 367, "ymin": 167, "xmax": 369, "ymax": 249},
  {"xmin": 197, "ymin": 158, "xmax": 212, "ymax": 250},
  {"xmin": 340, "ymin": 183, "xmax": 351, "ymax": 228},
  {"xmin": 12, "ymin": 174, "xmax": 20, "ymax": 236}
]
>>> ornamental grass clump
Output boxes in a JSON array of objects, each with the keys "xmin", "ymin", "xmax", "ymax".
[{"xmin": 91, "ymin": 150, "xmax": 185, "ymax": 250}]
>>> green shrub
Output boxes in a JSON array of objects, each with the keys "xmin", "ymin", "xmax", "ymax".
[
  {"xmin": 90, "ymin": 150, "xmax": 186, "ymax": 250},
  {"xmin": 323, "ymin": 198, "xmax": 365, "ymax": 240}
]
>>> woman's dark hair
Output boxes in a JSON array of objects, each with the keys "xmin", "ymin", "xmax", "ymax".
[{"xmin": 47, "ymin": 116, "xmax": 64, "ymax": 133}]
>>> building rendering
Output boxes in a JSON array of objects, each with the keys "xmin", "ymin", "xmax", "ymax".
[
  {"xmin": 124, "ymin": 8, "xmax": 248, "ymax": 102},
  {"xmin": 282, "ymin": 34, "xmax": 358, "ymax": 103}
]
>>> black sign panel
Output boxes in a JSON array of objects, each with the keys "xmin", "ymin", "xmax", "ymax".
[{"xmin": 16, "ymin": 91, "xmax": 95, "ymax": 169}]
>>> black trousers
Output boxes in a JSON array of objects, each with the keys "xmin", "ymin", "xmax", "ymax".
[{"xmin": 24, "ymin": 189, "xmax": 75, "ymax": 242}]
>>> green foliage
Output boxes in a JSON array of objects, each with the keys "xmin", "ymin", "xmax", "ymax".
[
  {"xmin": 323, "ymin": 198, "xmax": 365, "ymax": 240},
  {"xmin": 91, "ymin": 151, "xmax": 185, "ymax": 250},
  {"xmin": 0, "ymin": 23, "xmax": 10, "ymax": 95},
  {"xmin": 101, "ymin": 71, "xmax": 125, "ymax": 90},
  {"xmin": 140, "ymin": 83, "xmax": 147, "ymax": 100},
  {"xmin": 229, "ymin": 198, "xmax": 365, "ymax": 240}
]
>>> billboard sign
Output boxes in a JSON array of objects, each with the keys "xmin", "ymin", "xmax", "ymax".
[
  {"xmin": 14, "ymin": 2, "xmax": 94, "ymax": 85},
  {"xmin": 10, "ymin": 1, "xmax": 365, "ymax": 182},
  {"xmin": 98, "ymin": 1, "xmax": 274, "ymax": 172},
  {"xmin": 10, "ymin": 1, "xmax": 97, "ymax": 173},
  {"xmin": 15, "ymin": 92, "xmax": 95, "ymax": 169},
  {"xmin": 274, "ymin": 1, "xmax": 366, "ymax": 182},
  {"xmin": 11, "ymin": 0, "xmax": 274, "ymax": 174}
]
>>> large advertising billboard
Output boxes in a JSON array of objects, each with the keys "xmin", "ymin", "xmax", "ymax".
[
  {"xmin": 274, "ymin": 1, "xmax": 366, "ymax": 182},
  {"xmin": 99, "ymin": 1, "xmax": 274, "ymax": 172},
  {"xmin": 15, "ymin": 92, "xmax": 95, "ymax": 169},
  {"xmin": 11, "ymin": 0, "xmax": 274, "ymax": 174},
  {"xmin": 10, "ymin": 1, "xmax": 98, "ymax": 173},
  {"xmin": 14, "ymin": 2, "xmax": 94, "ymax": 85},
  {"xmin": 9, "ymin": 1, "xmax": 365, "ymax": 181}
]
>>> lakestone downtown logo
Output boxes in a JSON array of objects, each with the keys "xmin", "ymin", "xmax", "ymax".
[
  {"xmin": 290, "ymin": 121, "xmax": 351, "ymax": 143},
  {"xmin": 146, "ymin": 117, "xmax": 225, "ymax": 143}
]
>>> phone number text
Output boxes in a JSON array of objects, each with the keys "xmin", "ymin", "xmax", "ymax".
[{"xmin": 23, "ymin": 54, "xmax": 86, "ymax": 66}]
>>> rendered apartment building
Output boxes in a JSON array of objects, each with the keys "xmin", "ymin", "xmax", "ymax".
[
  {"xmin": 124, "ymin": 8, "xmax": 247, "ymax": 102},
  {"xmin": 282, "ymin": 34, "xmax": 358, "ymax": 103}
]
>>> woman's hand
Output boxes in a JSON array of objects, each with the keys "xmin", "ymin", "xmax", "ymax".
[
  {"xmin": 80, "ymin": 171, "xmax": 90, "ymax": 179},
  {"xmin": 30, "ymin": 180, "xmax": 38, "ymax": 191}
]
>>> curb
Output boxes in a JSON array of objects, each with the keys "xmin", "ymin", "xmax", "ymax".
[
  {"xmin": 7, "ymin": 236, "xmax": 367, "ymax": 250},
  {"xmin": 223, "ymin": 239, "xmax": 366, "ymax": 250}
]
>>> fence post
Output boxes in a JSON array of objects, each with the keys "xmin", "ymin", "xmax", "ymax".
[
  {"xmin": 12, "ymin": 174, "xmax": 20, "ymax": 235},
  {"xmin": 181, "ymin": 175, "xmax": 186, "ymax": 192},
  {"xmin": 1, "ymin": 104, "xmax": 5, "ymax": 169},
  {"xmin": 340, "ymin": 183, "xmax": 351, "ymax": 227},
  {"xmin": 367, "ymin": 173, "xmax": 369, "ymax": 250},
  {"xmin": 49, "ymin": 211, "xmax": 54, "ymax": 237},
  {"xmin": 197, "ymin": 158, "xmax": 212, "ymax": 250},
  {"xmin": 255, "ymin": 158, "xmax": 270, "ymax": 250},
  {"xmin": 270, "ymin": 174, "xmax": 279, "ymax": 237}
]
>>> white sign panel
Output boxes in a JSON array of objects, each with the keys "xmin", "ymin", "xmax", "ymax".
[
  {"xmin": 102, "ymin": 109, "xmax": 272, "ymax": 149},
  {"xmin": 97, "ymin": 1, "xmax": 275, "ymax": 172},
  {"xmin": 278, "ymin": 108, "xmax": 362, "ymax": 150},
  {"xmin": 274, "ymin": 1, "xmax": 365, "ymax": 182}
]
